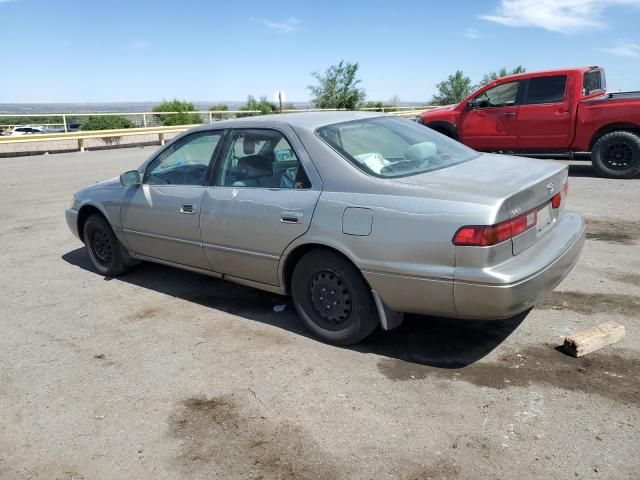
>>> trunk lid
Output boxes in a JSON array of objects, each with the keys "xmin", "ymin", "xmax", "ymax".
[{"xmin": 392, "ymin": 153, "xmax": 568, "ymax": 255}]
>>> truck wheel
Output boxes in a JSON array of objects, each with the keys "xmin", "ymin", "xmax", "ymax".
[
  {"xmin": 291, "ymin": 249, "xmax": 379, "ymax": 345},
  {"xmin": 591, "ymin": 131, "xmax": 640, "ymax": 179}
]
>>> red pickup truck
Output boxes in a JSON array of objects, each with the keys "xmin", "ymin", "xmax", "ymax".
[{"xmin": 418, "ymin": 67, "xmax": 640, "ymax": 178}]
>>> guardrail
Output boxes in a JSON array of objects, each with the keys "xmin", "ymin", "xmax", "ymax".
[{"xmin": 0, "ymin": 107, "xmax": 434, "ymax": 152}]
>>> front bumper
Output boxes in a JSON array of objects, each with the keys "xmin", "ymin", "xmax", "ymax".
[
  {"xmin": 65, "ymin": 208, "xmax": 80, "ymax": 240},
  {"xmin": 453, "ymin": 212, "xmax": 585, "ymax": 319}
]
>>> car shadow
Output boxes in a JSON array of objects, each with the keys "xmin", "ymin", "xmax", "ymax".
[
  {"xmin": 567, "ymin": 162, "xmax": 598, "ymax": 178},
  {"xmin": 62, "ymin": 247, "xmax": 527, "ymax": 369}
]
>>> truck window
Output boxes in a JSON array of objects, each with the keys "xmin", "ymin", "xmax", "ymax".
[
  {"xmin": 583, "ymin": 70, "xmax": 605, "ymax": 95},
  {"xmin": 524, "ymin": 76, "xmax": 567, "ymax": 105},
  {"xmin": 475, "ymin": 82, "xmax": 519, "ymax": 108}
]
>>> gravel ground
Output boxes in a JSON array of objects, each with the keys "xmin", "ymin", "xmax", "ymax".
[{"xmin": 0, "ymin": 148, "xmax": 638, "ymax": 480}]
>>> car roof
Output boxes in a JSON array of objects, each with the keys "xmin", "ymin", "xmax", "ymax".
[{"xmin": 197, "ymin": 111, "xmax": 387, "ymax": 132}]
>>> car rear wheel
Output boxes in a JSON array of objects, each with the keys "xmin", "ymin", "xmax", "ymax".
[
  {"xmin": 291, "ymin": 249, "xmax": 379, "ymax": 345},
  {"xmin": 83, "ymin": 214, "xmax": 131, "ymax": 277},
  {"xmin": 592, "ymin": 131, "xmax": 640, "ymax": 179}
]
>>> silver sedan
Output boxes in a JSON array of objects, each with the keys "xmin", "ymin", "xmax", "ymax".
[{"xmin": 66, "ymin": 112, "xmax": 585, "ymax": 345}]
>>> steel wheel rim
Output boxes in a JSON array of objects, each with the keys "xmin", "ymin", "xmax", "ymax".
[
  {"xmin": 309, "ymin": 270, "xmax": 352, "ymax": 330},
  {"xmin": 603, "ymin": 143, "xmax": 635, "ymax": 171},
  {"xmin": 91, "ymin": 229, "xmax": 112, "ymax": 266}
]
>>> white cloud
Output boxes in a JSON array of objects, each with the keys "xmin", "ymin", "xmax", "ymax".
[
  {"xmin": 464, "ymin": 28, "xmax": 480, "ymax": 39},
  {"xmin": 480, "ymin": 0, "xmax": 640, "ymax": 33},
  {"xmin": 599, "ymin": 42, "xmax": 640, "ymax": 56},
  {"xmin": 253, "ymin": 16, "xmax": 300, "ymax": 33}
]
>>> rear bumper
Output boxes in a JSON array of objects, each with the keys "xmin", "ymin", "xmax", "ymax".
[
  {"xmin": 453, "ymin": 212, "xmax": 585, "ymax": 319},
  {"xmin": 65, "ymin": 208, "xmax": 80, "ymax": 240}
]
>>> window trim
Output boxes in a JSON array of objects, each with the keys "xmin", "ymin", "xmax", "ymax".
[
  {"xmin": 520, "ymin": 75, "xmax": 568, "ymax": 107},
  {"xmin": 209, "ymin": 127, "xmax": 312, "ymax": 190},
  {"xmin": 142, "ymin": 129, "xmax": 226, "ymax": 187}
]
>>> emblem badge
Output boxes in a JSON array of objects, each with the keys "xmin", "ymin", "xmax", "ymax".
[{"xmin": 546, "ymin": 182, "xmax": 555, "ymax": 195}]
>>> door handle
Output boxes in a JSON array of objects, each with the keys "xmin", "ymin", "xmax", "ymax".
[
  {"xmin": 180, "ymin": 204, "xmax": 196, "ymax": 214},
  {"xmin": 280, "ymin": 212, "xmax": 303, "ymax": 224},
  {"xmin": 502, "ymin": 112, "xmax": 516, "ymax": 117}
]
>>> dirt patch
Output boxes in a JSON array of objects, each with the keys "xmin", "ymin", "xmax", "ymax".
[
  {"xmin": 606, "ymin": 272, "xmax": 640, "ymax": 286},
  {"xmin": 537, "ymin": 290, "xmax": 640, "ymax": 316},
  {"xmin": 128, "ymin": 306, "xmax": 161, "ymax": 321},
  {"xmin": 403, "ymin": 459, "xmax": 461, "ymax": 480},
  {"xmin": 585, "ymin": 218, "xmax": 640, "ymax": 245},
  {"xmin": 168, "ymin": 394, "xmax": 340, "ymax": 479},
  {"xmin": 378, "ymin": 345, "xmax": 640, "ymax": 406}
]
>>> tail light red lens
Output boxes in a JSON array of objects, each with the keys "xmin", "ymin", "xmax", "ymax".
[
  {"xmin": 453, "ymin": 210, "xmax": 538, "ymax": 246},
  {"xmin": 551, "ymin": 180, "xmax": 569, "ymax": 209}
]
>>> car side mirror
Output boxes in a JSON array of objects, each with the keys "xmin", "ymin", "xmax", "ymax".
[
  {"xmin": 467, "ymin": 100, "xmax": 478, "ymax": 110},
  {"xmin": 120, "ymin": 170, "xmax": 141, "ymax": 187}
]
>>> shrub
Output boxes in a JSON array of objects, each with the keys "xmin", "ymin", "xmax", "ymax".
[
  {"xmin": 152, "ymin": 99, "xmax": 202, "ymax": 126},
  {"xmin": 80, "ymin": 115, "xmax": 136, "ymax": 145},
  {"xmin": 209, "ymin": 104, "xmax": 229, "ymax": 121},
  {"xmin": 238, "ymin": 96, "xmax": 278, "ymax": 117}
]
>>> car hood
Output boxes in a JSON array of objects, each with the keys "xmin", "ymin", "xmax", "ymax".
[{"xmin": 77, "ymin": 176, "xmax": 121, "ymax": 197}]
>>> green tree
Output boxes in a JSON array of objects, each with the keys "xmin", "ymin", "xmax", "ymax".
[
  {"xmin": 477, "ymin": 65, "xmax": 526, "ymax": 88},
  {"xmin": 209, "ymin": 103, "xmax": 229, "ymax": 120},
  {"xmin": 308, "ymin": 60, "xmax": 366, "ymax": 110},
  {"xmin": 152, "ymin": 99, "xmax": 202, "ymax": 126},
  {"xmin": 430, "ymin": 70, "xmax": 473, "ymax": 105},
  {"xmin": 238, "ymin": 96, "xmax": 278, "ymax": 117}
]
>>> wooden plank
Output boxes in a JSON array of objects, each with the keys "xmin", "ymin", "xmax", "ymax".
[{"xmin": 563, "ymin": 321, "xmax": 626, "ymax": 357}]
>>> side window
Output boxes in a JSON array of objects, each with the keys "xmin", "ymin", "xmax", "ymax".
[
  {"xmin": 144, "ymin": 131, "xmax": 222, "ymax": 186},
  {"xmin": 583, "ymin": 70, "xmax": 605, "ymax": 95},
  {"xmin": 215, "ymin": 129, "xmax": 310, "ymax": 189},
  {"xmin": 475, "ymin": 82, "xmax": 519, "ymax": 108},
  {"xmin": 525, "ymin": 75, "xmax": 567, "ymax": 105}
]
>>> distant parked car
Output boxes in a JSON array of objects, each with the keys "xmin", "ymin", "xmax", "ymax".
[
  {"xmin": 66, "ymin": 112, "xmax": 585, "ymax": 345},
  {"xmin": 419, "ymin": 66, "xmax": 640, "ymax": 178},
  {"xmin": 10, "ymin": 125, "xmax": 47, "ymax": 136}
]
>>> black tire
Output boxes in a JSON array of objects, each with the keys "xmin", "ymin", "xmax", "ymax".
[
  {"xmin": 83, "ymin": 214, "xmax": 131, "ymax": 277},
  {"xmin": 591, "ymin": 131, "xmax": 640, "ymax": 179},
  {"xmin": 291, "ymin": 249, "xmax": 379, "ymax": 345}
]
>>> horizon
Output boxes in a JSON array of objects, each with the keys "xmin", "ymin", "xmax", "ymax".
[{"xmin": 1, "ymin": 0, "xmax": 639, "ymax": 103}]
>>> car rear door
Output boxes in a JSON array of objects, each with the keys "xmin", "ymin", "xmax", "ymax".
[
  {"xmin": 517, "ymin": 75, "xmax": 572, "ymax": 150},
  {"xmin": 120, "ymin": 130, "xmax": 224, "ymax": 269},
  {"xmin": 459, "ymin": 80, "xmax": 521, "ymax": 150},
  {"xmin": 199, "ymin": 126, "xmax": 321, "ymax": 286}
]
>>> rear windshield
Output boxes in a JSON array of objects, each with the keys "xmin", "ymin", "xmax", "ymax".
[{"xmin": 316, "ymin": 117, "xmax": 478, "ymax": 178}]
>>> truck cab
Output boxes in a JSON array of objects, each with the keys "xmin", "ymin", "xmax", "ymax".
[{"xmin": 419, "ymin": 67, "xmax": 640, "ymax": 178}]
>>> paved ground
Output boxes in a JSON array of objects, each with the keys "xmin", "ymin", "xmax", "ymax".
[{"xmin": 0, "ymin": 147, "xmax": 638, "ymax": 480}]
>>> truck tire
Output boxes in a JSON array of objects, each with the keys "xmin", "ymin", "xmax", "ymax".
[{"xmin": 591, "ymin": 131, "xmax": 640, "ymax": 179}]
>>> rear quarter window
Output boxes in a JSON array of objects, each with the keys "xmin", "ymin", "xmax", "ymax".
[{"xmin": 524, "ymin": 75, "xmax": 567, "ymax": 105}]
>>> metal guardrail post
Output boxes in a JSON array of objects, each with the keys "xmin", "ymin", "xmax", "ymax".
[
  {"xmin": 208, "ymin": 111, "xmax": 213, "ymax": 123},
  {"xmin": 142, "ymin": 114, "xmax": 147, "ymax": 128},
  {"xmin": 159, "ymin": 133, "xmax": 165, "ymax": 145},
  {"xmin": 63, "ymin": 115, "xmax": 68, "ymax": 133}
]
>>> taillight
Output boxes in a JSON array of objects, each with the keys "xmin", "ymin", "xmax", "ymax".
[
  {"xmin": 551, "ymin": 180, "xmax": 569, "ymax": 209},
  {"xmin": 453, "ymin": 210, "xmax": 538, "ymax": 246}
]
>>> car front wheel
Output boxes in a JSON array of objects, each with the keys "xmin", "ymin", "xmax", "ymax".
[
  {"xmin": 83, "ymin": 214, "xmax": 131, "ymax": 277},
  {"xmin": 291, "ymin": 249, "xmax": 379, "ymax": 345}
]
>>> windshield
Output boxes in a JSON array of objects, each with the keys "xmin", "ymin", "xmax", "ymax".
[{"xmin": 316, "ymin": 117, "xmax": 478, "ymax": 178}]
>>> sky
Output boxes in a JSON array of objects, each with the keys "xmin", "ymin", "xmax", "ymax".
[{"xmin": 1, "ymin": 0, "xmax": 639, "ymax": 103}]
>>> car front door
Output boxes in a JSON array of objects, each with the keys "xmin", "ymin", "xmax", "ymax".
[
  {"xmin": 517, "ymin": 75, "xmax": 572, "ymax": 150},
  {"xmin": 199, "ymin": 127, "xmax": 321, "ymax": 286},
  {"xmin": 120, "ymin": 130, "xmax": 224, "ymax": 269},
  {"xmin": 459, "ymin": 81, "xmax": 521, "ymax": 150}
]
